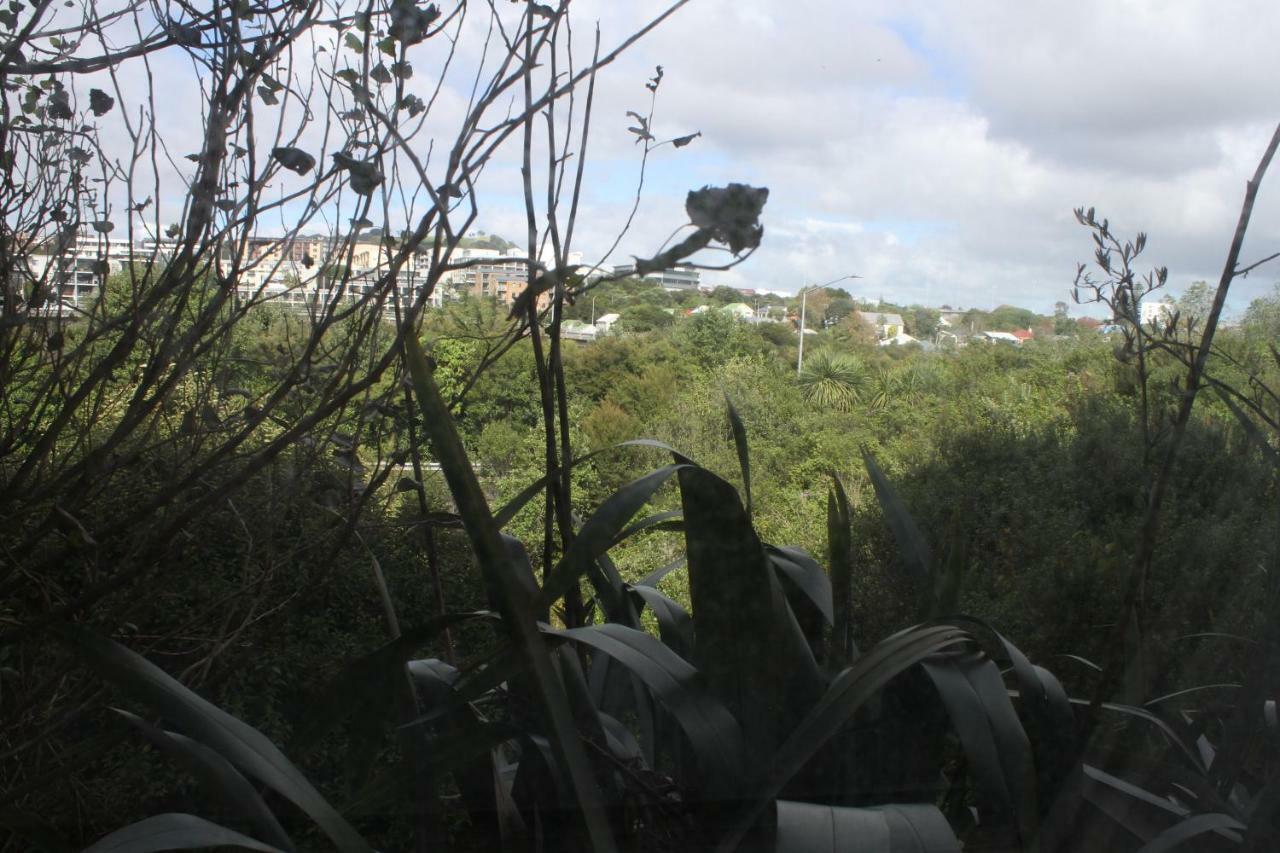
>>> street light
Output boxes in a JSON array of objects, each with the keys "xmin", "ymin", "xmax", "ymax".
[{"xmin": 797, "ymin": 274, "xmax": 860, "ymax": 375}]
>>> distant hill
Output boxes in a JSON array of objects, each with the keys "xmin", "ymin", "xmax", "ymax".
[{"xmin": 458, "ymin": 233, "xmax": 515, "ymax": 252}]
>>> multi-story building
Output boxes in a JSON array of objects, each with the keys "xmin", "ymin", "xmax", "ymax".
[
  {"xmin": 610, "ymin": 262, "xmax": 700, "ymax": 291},
  {"xmin": 20, "ymin": 229, "xmax": 138, "ymax": 311},
  {"xmin": 7, "ymin": 226, "xmax": 189, "ymax": 317},
  {"xmin": 15, "ymin": 230, "xmax": 558, "ymax": 318},
  {"xmin": 238, "ymin": 234, "xmax": 443, "ymax": 313},
  {"xmin": 443, "ymin": 247, "xmax": 550, "ymax": 310}
]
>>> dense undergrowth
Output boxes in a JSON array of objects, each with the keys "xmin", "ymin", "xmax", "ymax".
[
  {"xmin": 6, "ymin": 288, "xmax": 1280, "ymax": 851},
  {"xmin": 6, "ymin": 0, "xmax": 1280, "ymax": 845}
]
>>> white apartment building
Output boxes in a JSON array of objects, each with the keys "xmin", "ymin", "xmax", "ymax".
[
  {"xmin": 13, "ymin": 230, "xmax": 186, "ymax": 317},
  {"xmin": 610, "ymin": 262, "xmax": 700, "ymax": 291},
  {"xmin": 14, "ymin": 229, "xmax": 562, "ymax": 318},
  {"xmin": 237, "ymin": 234, "xmax": 438, "ymax": 313}
]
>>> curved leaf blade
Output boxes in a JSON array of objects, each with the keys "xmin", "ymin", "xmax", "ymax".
[
  {"xmin": 83, "ymin": 813, "xmax": 287, "ymax": 853},
  {"xmin": 539, "ymin": 465, "xmax": 682, "ymax": 610},
  {"xmin": 60, "ymin": 627, "xmax": 370, "ymax": 853},
  {"xmin": 607, "ymin": 509, "xmax": 683, "ymax": 550},
  {"xmin": 767, "ymin": 545, "xmax": 831, "ymax": 662},
  {"xmin": 492, "ymin": 439, "xmax": 693, "ymax": 530},
  {"xmin": 557, "ymin": 623, "xmax": 746, "ymax": 803},
  {"xmin": 1135, "ymin": 812, "xmax": 1245, "ymax": 853},
  {"xmin": 630, "ymin": 584, "xmax": 695, "ymax": 659},
  {"xmin": 405, "ymin": 336, "xmax": 618, "ymax": 853},
  {"xmin": 945, "ymin": 615, "xmax": 1079, "ymax": 800},
  {"xmin": 768, "ymin": 545, "xmax": 834, "ymax": 625},
  {"xmin": 112, "ymin": 710, "xmax": 294, "ymax": 852},
  {"xmin": 717, "ymin": 624, "xmax": 970, "ymax": 852},
  {"xmin": 862, "ymin": 450, "xmax": 932, "ymax": 601},
  {"xmin": 678, "ymin": 465, "xmax": 823, "ymax": 764},
  {"xmin": 725, "ymin": 394, "xmax": 752, "ymax": 518},
  {"xmin": 638, "ymin": 555, "xmax": 686, "ymax": 587},
  {"xmin": 921, "ymin": 652, "xmax": 1038, "ymax": 844}
]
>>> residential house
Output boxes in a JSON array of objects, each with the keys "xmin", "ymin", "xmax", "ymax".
[
  {"xmin": 938, "ymin": 310, "xmax": 974, "ymax": 334},
  {"xmin": 878, "ymin": 331, "xmax": 920, "ymax": 347},
  {"xmin": 855, "ymin": 310, "xmax": 905, "ymax": 340},
  {"xmin": 561, "ymin": 319, "xmax": 599, "ymax": 342}
]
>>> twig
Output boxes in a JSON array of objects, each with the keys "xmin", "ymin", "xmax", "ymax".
[{"xmin": 1092, "ymin": 121, "xmax": 1280, "ymax": 711}]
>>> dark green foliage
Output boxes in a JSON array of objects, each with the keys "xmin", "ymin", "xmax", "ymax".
[
  {"xmin": 798, "ymin": 350, "xmax": 869, "ymax": 411},
  {"xmin": 58, "ymin": 624, "xmax": 371, "ymax": 852},
  {"xmin": 618, "ymin": 303, "xmax": 675, "ymax": 333},
  {"xmin": 404, "ymin": 335, "xmax": 619, "ymax": 851},
  {"xmin": 986, "ymin": 304, "xmax": 1039, "ymax": 332},
  {"xmin": 539, "ymin": 465, "xmax": 683, "ymax": 615},
  {"xmin": 10, "ymin": 259, "xmax": 1280, "ymax": 853},
  {"xmin": 678, "ymin": 464, "xmax": 823, "ymax": 763},
  {"xmin": 672, "ymin": 309, "xmax": 769, "ymax": 368},
  {"xmin": 55, "ymin": 390, "xmax": 1280, "ymax": 852},
  {"xmin": 827, "ymin": 477, "xmax": 857, "ymax": 664}
]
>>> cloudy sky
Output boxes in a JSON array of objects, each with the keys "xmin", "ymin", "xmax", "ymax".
[
  {"xmin": 476, "ymin": 0, "xmax": 1280, "ymax": 316},
  {"xmin": 59, "ymin": 0, "xmax": 1280, "ymax": 317}
]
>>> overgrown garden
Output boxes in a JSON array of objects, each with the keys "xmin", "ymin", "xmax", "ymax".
[{"xmin": 4, "ymin": 1, "xmax": 1280, "ymax": 851}]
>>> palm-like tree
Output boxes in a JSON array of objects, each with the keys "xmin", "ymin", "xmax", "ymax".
[
  {"xmin": 798, "ymin": 350, "xmax": 869, "ymax": 411},
  {"xmin": 867, "ymin": 368, "xmax": 894, "ymax": 411}
]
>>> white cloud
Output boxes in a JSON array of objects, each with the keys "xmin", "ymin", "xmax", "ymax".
[
  {"xmin": 36, "ymin": 0, "xmax": 1280, "ymax": 315},
  {"xmin": 556, "ymin": 0, "xmax": 1280, "ymax": 314}
]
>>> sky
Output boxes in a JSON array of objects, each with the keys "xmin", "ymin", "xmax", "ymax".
[
  {"xmin": 48, "ymin": 0, "xmax": 1280, "ymax": 318},
  {"xmin": 476, "ymin": 0, "xmax": 1280, "ymax": 317}
]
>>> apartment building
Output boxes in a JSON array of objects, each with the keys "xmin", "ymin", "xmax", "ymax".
[
  {"xmin": 610, "ymin": 261, "xmax": 700, "ymax": 291},
  {"xmin": 13, "ymin": 230, "xmax": 559, "ymax": 318},
  {"xmin": 444, "ymin": 247, "xmax": 550, "ymax": 310},
  {"xmin": 8, "ymin": 228, "xmax": 192, "ymax": 318},
  {"xmin": 237, "ymin": 233, "xmax": 443, "ymax": 312}
]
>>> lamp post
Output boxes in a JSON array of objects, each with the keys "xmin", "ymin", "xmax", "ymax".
[{"xmin": 797, "ymin": 273, "xmax": 860, "ymax": 375}]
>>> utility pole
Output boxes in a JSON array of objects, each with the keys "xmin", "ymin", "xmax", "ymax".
[
  {"xmin": 797, "ymin": 273, "xmax": 860, "ymax": 375},
  {"xmin": 797, "ymin": 290, "xmax": 809, "ymax": 375}
]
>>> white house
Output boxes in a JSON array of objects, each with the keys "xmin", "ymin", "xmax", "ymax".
[
  {"xmin": 561, "ymin": 319, "xmax": 599, "ymax": 342},
  {"xmin": 594, "ymin": 312, "xmax": 621, "ymax": 334},
  {"xmin": 855, "ymin": 310, "xmax": 905, "ymax": 340},
  {"xmin": 878, "ymin": 331, "xmax": 920, "ymax": 347}
]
